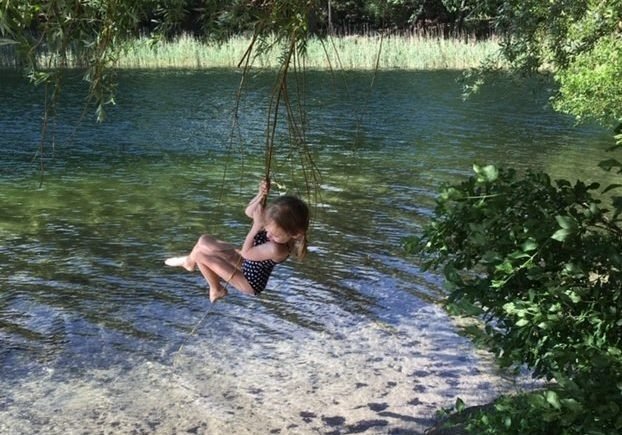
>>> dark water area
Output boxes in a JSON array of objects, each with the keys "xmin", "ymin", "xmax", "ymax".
[{"xmin": 0, "ymin": 68, "xmax": 614, "ymax": 433}]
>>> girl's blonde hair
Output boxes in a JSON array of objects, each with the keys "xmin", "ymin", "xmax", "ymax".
[{"xmin": 265, "ymin": 195, "xmax": 310, "ymax": 259}]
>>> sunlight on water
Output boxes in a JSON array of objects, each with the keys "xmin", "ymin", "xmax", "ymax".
[{"xmin": 0, "ymin": 69, "xmax": 613, "ymax": 433}]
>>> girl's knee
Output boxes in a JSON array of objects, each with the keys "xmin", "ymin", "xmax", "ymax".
[{"xmin": 198, "ymin": 234, "xmax": 213, "ymax": 246}]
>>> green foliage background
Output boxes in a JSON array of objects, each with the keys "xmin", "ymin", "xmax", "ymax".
[{"xmin": 410, "ymin": 165, "xmax": 622, "ymax": 433}]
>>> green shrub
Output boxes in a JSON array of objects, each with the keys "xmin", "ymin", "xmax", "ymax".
[{"xmin": 410, "ymin": 164, "xmax": 622, "ymax": 434}]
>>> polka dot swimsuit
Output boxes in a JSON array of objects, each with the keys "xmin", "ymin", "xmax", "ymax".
[{"xmin": 242, "ymin": 230, "xmax": 278, "ymax": 294}]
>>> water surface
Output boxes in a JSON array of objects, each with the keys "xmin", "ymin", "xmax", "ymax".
[{"xmin": 0, "ymin": 69, "xmax": 614, "ymax": 433}]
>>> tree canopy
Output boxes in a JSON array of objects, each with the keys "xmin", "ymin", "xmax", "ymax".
[
  {"xmin": 1, "ymin": 0, "xmax": 620, "ymax": 135},
  {"xmin": 494, "ymin": 0, "xmax": 622, "ymax": 132}
]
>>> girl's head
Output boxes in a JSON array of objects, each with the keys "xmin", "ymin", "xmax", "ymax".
[{"xmin": 264, "ymin": 195, "xmax": 310, "ymax": 259}]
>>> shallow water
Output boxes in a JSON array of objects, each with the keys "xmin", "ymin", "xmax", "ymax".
[{"xmin": 0, "ymin": 69, "xmax": 614, "ymax": 433}]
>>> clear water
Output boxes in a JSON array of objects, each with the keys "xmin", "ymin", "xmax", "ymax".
[{"xmin": 0, "ymin": 69, "xmax": 614, "ymax": 434}]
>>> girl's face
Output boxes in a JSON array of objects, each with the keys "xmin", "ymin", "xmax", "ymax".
[{"xmin": 265, "ymin": 220, "xmax": 297, "ymax": 245}]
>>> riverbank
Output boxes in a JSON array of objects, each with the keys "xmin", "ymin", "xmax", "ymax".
[{"xmin": 0, "ymin": 33, "xmax": 501, "ymax": 70}]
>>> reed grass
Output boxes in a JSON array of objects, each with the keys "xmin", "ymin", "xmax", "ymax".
[
  {"xmin": 307, "ymin": 34, "xmax": 502, "ymax": 70},
  {"xmin": 1, "ymin": 33, "xmax": 502, "ymax": 70}
]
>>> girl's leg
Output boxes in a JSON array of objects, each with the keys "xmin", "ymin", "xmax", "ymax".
[
  {"xmin": 182, "ymin": 234, "xmax": 236, "ymax": 272},
  {"xmin": 193, "ymin": 250, "xmax": 256, "ymax": 302},
  {"xmin": 195, "ymin": 260, "xmax": 229, "ymax": 302}
]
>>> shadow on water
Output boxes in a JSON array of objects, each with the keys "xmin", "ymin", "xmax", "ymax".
[{"xmin": 0, "ymin": 68, "xmax": 612, "ymax": 432}]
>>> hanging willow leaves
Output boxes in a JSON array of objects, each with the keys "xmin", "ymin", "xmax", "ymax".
[{"xmin": 1, "ymin": 0, "xmax": 326, "ymax": 191}]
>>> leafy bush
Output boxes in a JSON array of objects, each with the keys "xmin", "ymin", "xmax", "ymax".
[
  {"xmin": 555, "ymin": 34, "xmax": 622, "ymax": 129},
  {"xmin": 410, "ymin": 164, "xmax": 622, "ymax": 434}
]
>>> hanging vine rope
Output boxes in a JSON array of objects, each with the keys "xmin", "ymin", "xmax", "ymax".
[{"xmin": 231, "ymin": 1, "xmax": 321, "ymax": 200}]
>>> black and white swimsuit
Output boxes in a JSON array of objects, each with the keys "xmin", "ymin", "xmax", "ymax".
[{"xmin": 242, "ymin": 230, "xmax": 281, "ymax": 294}]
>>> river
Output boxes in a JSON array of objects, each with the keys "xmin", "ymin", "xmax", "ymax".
[{"xmin": 0, "ymin": 69, "xmax": 614, "ymax": 434}]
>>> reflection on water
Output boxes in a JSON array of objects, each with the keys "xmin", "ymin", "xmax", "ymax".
[{"xmin": 0, "ymin": 69, "xmax": 613, "ymax": 433}]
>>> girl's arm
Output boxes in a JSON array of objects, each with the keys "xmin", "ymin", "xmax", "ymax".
[
  {"xmin": 241, "ymin": 209, "xmax": 265, "ymax": 255},
  {"xmin": 240, "ymin": 204, "xmax": 288, "ymax": 262},
  {"xmin": 244, "ymin": 193, "xmax": 263, "ymax": 218},
  {"xmin": 245, "ymin": 179, "xmax": 270, "ymax": 218}
]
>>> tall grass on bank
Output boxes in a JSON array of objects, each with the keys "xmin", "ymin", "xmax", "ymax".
[
  {"xmin": 310, "ymin": 34, "xmax": 501, "ymax": 70},
  {"xmin": 0, "ymin": 33, "xmax": 501, "ymax": 70}
]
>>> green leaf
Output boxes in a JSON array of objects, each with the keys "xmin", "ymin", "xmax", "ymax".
[
  {"xmin": 0, "ymin": 38, "xmax": 18, "ymax": 46},
  {"xmin": 503, "ymin": 302, "xmax": 516, "ymax": 314},
  {"xmin": 508, "ymin": 250, "xmax": 530, "ymax": 260},
  {"xmin": 545, "ymin": 390, "xmax": 561, "ymax": 410},
  {"xmin": 563, "ymin": 262, "xmax": 583, "ymax": 276},
  {"xmin": 521, "ymin": 239, "xmax": 538, "ymax": 252},
  {"xmin": 551, "ymin": 228, "xmax": 572, "ymax": 242},
  {"xmin": 516, "ymin": 318, "xmax": 529, "ymax": 327},
  {"xmin": 473, "ymin": 164, "xmax": 499, "ymax": 183},
  {"xmin": 481, "ymin": 250, "xmax": 502, "ymax": 264},
  {"xmin": 537, "ymin": 322, "xmax": 549, "ymax": 329},
  {"xmin": 496, "ymin": 260, "xmax": 514, "ymax": 274},
  {"xmin": 504, "ymin": 416, "xmax": 512, "ymax": 428},
  {"xmin": 440, "ymin": 186, "xmax": 463, "ymax": 201},
  {"xmin": 443, "ymin": 263, "xmax": 463, "ymax": 286},
  {"xmin": 455, "ymin": 397, "xmax": 466, "ymax": 413},
  {"xmin": 565, "ymin": 290, "xmax": 582, "ymax": 303},
  {"xmin": 607, "ymin": 347, "xmax": 621, "ymax": 357},
  {"xmin": 491, "ymin": 279, "xmax": 506, "ymax": 288},
  {"xmin": 402, "ymin": 236, "xmax": 419, "ymax": 255},
  {"xmin": 555, "ymin": 215, "xmax": 576, "ymax": 230},
  {"xmin": 560, "ymin": 398, "xmax": 582, "ymax": 413}
]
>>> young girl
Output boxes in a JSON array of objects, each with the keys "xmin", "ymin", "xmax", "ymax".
[{"xmin": 165, "ymin": 179, "xmax": 309, "ymax": 303}]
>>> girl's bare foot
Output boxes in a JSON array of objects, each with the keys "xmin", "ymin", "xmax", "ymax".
[
  {"xmin": 164, "ymin": 256, "xmax": 195, "ymax": 272},
  {"xmin": 209, "ymin": 285, "xmax": 228, "ymax": 303},
  {"xmin": 181, "ymin": 258, "xmax": 196, "ymax": 272}
]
